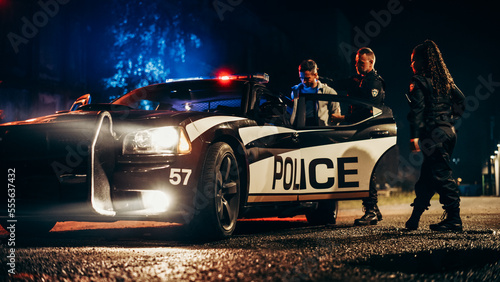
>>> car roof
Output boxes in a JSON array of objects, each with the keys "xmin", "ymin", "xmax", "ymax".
[{"xmin": 112, "ymin": 79, "xmax": 252, "ymax": 107}]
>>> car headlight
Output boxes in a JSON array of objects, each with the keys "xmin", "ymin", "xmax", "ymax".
[{"xmin": 123, "ymin": 126, "xmax": 191, "ymax": 155}]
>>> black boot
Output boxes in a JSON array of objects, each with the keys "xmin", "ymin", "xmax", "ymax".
[
  {"xmin": 405, "ymin": 206, "xmax": 426, "ymax": 230},
  {"xmin": 354, "ymin": 205, "xmax": 378, "ymax": 226},
  {"xmin": 429, "ymin": 208, "xmax": 463, "ymax": 231}
]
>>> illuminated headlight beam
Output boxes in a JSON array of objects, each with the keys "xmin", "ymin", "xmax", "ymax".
[{"xmin": 123, "ymin": 126, "xmax": 191, "ymax": 155}]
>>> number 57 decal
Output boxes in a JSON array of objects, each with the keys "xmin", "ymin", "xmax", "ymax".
[{"xmin": 169, "ymin": 168, "xmax": 192, "ymax": 185}]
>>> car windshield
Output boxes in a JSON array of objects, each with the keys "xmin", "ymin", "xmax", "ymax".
[{"xmin": 112, "ymin": 80, "xmax": 247, "ymax": 112}]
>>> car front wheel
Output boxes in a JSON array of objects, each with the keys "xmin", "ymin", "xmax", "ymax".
[
  {"xmin": 305, "ymin": 200, "xmax": 338, "ymax": 225},
  {"xmin": 189, "ymin": 142, "xmax": 240, "ymax": 240}
]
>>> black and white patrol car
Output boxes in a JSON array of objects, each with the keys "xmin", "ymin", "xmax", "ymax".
[{"xmin": 0, "ymin": 73, "xmax": 397, "ymax": 239}]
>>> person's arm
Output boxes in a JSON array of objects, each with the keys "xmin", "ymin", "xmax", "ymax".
[
  {"xmin": 290, "ymin": 90, "xmax": 298, "ymax": 125},
  {"xmin": 407, "ymin": 77, "xmax": 426, "ymax": 152},
  {"xmin": 451, "ymin": 84, "xmax": 466, "ymax": 119},
  {"xmin": 321, "ymin": 84, "xmax": 344, "ymax": 124},
  {"xmin": 328, "ymin": 102, "xmax": 344, "ymax": 125}
]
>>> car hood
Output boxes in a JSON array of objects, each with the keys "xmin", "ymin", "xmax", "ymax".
[
  {"xmin": 0, "ymin": 109, "xmax": 209, "ymax": 127},
  {"xmin": 0, "ymin": 109, "xmax": 226, "ymax": 159},
  {"xmin": 0, "ymin": 109, "xmax": 243, "ymax": 146}
]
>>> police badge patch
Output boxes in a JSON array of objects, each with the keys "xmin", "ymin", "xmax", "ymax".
[{"xmin": 371, "ymin": 89, "xmax": 379, "ymax": 97}]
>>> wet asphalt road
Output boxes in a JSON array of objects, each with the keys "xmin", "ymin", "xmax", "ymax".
[{"xmin": 1, "ymin": 197, "xmax": 499, "ymax": 281}]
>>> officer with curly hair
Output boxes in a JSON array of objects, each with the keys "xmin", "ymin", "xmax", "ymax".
[{"xmin": 405, "ymin": 40, "xmax": 465, "ymax": 231}]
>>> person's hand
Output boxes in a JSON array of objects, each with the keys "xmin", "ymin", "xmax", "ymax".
[
  {"xmin": 410, "ymin": 138, "xmax": 420, "ymax": 152},
  {"xmin": 330, "ymin": 113, "xmax": 344, "ymax": 124}
]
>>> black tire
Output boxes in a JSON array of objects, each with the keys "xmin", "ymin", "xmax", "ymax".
[
  {"xmin": 189, "ymin": 142, "xmax": 240, "ymax": 240},
  {"xmin": 1, "ymin": 220, "xmax": 56, "ymax": 236},
  {"xmin": 305, "ymin": 200, "xmax": 338, "ymax": 225}
]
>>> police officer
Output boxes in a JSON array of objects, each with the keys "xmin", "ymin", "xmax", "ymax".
[
  {"xmin": 332, "ymin": 47, "xmax": 385, "ymax": 226},
  {"xmin": 405, "ymin": 40, "xmax": 465, "ymax": 231}
]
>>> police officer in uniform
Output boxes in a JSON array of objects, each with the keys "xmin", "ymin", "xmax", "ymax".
[
  {"xmin": 332, "ymin": 47, "xmax": 386, "ymax": 226},
  {"xmin": 405, "ymin": 40, "xmax": 465, "ymax": 231}
]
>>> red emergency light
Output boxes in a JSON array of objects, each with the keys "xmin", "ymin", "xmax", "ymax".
[{"xmin": 217, "ymin": 73, "xmax": 269, "ymax": 83}]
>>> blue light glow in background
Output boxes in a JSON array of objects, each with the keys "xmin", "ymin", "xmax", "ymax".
[{"xmin": 103, "ymin": 1, "xmax": 208, "ymax": 99}]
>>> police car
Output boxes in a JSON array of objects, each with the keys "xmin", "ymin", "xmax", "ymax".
[{"xmin": 0, "ymin": 73, "xmax": 397, "ymax": 239}]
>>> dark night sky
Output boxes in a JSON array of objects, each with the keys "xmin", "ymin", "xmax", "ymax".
[{"xmin": 1, "ymin": 0, "xmax": 499, "ymax": 184}]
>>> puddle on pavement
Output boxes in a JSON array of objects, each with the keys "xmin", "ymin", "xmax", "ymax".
[{"xmin": 364, "ymin": 248, "xmax": 500, "ymax": 273}]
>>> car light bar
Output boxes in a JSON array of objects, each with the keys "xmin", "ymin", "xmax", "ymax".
[
  {"xmin": 165, "ymin": 77, "xmax": 205, "ymax": 83},
  {"xmin": 217, "ymin": 73, "xmax": 269, "ymax": 83},
  {"xmin": 165, "ymin": 73, "xmax": 270, "ymax": 83}
]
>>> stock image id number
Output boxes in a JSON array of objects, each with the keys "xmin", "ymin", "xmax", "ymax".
[{"xmin": 7, "ymin": 168, "xmax": 16, "ymax": 218}]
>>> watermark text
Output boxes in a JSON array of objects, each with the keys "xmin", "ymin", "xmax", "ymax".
[{"xmin": 6, "ymin": 168, "xmax": 17, "ymax": 274}]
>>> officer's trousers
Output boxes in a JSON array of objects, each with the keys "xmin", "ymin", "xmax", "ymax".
[
  {"xmin": 362, "ymin": 173, "xmax": 378, "ymax": 208},
  {"xmin": 412, "ymin": 126, "xmax": 460, "ymax": 210}
]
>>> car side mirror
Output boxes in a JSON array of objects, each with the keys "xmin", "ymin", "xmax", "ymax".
[{"xmin": 70, "ymin": 94, "xmax": 92, "ymax": 111}]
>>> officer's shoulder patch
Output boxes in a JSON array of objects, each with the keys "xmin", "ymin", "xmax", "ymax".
[
  {"xmin": 409, "ymin": 83, "xmax": 415, "ymax": 93},
  {"xmin": 371, "ymin": 89, "xmax": 379, "ymax": 97}
]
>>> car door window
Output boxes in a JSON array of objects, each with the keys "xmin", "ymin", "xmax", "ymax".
[
  {"xmin": 250, "ymin": 88, "xmax": 291, "ymax": 127},
  {"xmin": 295, "ymin": 94, "xmax": 382, "ymax": 129}
]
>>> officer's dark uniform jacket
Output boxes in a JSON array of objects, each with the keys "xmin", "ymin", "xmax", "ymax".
[
  {"xmin": 334, "ymin": 69, "xmax": 385, "ymax": 105},
  {"xmin": 333, "ymin": 70, "xmax": 385, "ymax": 123},
  {"xmin": 407, "ymin": 75, "xmax": 465, "ymax": 139}
]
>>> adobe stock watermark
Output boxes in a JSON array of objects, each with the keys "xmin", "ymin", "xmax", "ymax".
[
  {"xmin": 213, "ymin": 0, "xmax": 243, "ymax": 21},
  {"xmin": 7, "ymin": 0, "xmax": 70, "ymax": 54},
  {"xmin": 6, "ymin": 168, "xmax": 17, "ymax": 275},
  {"xmin": 340, "ymin": 0, "xmax": 404, "ymax": 63}
]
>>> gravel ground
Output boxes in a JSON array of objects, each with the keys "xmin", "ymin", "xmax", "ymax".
[{"xmin": 0, "ymin": 196, "xmax": 499, "ymax": 281}]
